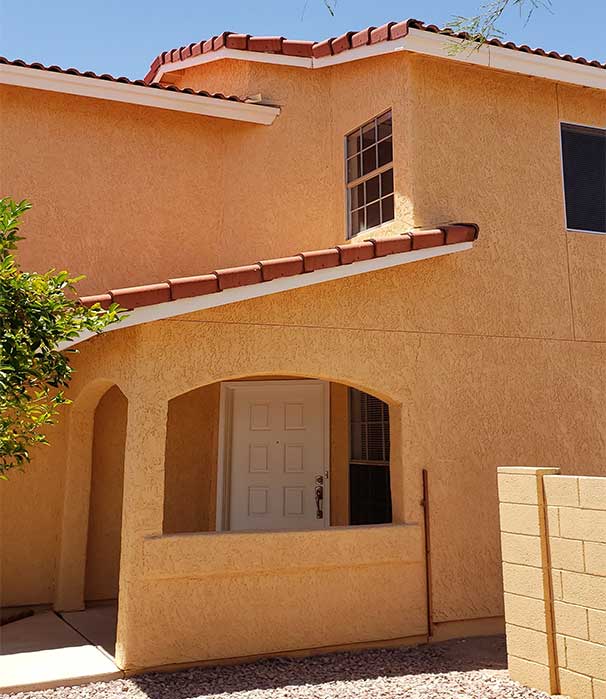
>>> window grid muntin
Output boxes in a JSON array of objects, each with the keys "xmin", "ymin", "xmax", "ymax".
[{"xmin": 346, "ymin": 110, "xmax": 394, "ymax": 239}]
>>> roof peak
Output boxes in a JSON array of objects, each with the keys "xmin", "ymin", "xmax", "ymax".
[{"xmin": 144, "ymin": 18, "xmax": 605, "ymax": 85}]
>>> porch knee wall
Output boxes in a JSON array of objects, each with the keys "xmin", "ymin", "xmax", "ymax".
[{"xmin": 498, "ymin": 467, "xmax": 606, "ymax": 699}]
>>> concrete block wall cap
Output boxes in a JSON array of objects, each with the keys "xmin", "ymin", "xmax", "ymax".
[
  {"xmin": 258, "ymin": 256, "xmax": 305, "ymax": 281},
  {"xmin": 110, "ymin": 282, "xmax": 171, "ymax": 309},
  {"xmin": 168, "ymin": 273, "xmax": 219, "ymax": 300},
  {"xmin": 371, "ymin": 234, "xmax": 413, "ymax": 257},
  {"xmin": 215, "ymin": 264, "xmax": 262, "ymax": 290},
  {"xmin": 79, "ymin": 293, "xmax": 113, "ymax": 309},
  {"xmin": 498, "ymin": 466, "xmax": 562, "ymax": 475},
  {"xmin": 300, "ymin": 248, "xmax": 341, "ymax": 272},
  {"xmin": 337, "ymin": 240, "xmax": 375, "ymax": 264},
  {"xmin": 411, "ymin": 228, "xmax": 445, "ymax": 249}
]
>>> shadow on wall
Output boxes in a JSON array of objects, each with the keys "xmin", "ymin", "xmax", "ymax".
[{"xmin": 132, "ymin": 636, "xmax": 507, "ymax": 698}]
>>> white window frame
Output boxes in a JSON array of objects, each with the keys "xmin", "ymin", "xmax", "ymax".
[
  {"xmin": 559, "ymin": 120, "xmax": 606, "ymax": 236},
  {"xmin": 344, "ymin": 110, "xmax": 395, "ymax": 240}
]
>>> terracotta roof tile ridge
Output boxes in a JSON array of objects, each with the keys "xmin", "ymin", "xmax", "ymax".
[
  {"xmin": 144, "ymin": 18, "xmax": 605, "ymax": 83},
  {"xmin": 80, "ymin": 223, "xmax": 478, "ymax": 311},
  {"xmin": 0, "ymin": 56, "xmax": 245, "ymax": 102}
]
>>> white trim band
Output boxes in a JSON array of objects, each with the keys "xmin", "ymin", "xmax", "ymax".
[
  {"xmin": 0, "ymin": 63, "xmax": 280, "ymax": 124},
  {"xmin": 60, "ymin": 241, "xmax": 473, "ymax": 349}
]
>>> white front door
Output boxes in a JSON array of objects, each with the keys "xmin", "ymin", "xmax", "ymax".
[{"xmin": 223, "ymin": 380, "xmax": 329, "ymax": 532}]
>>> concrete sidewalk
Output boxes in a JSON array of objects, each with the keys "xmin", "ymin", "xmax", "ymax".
[{"xmin": 0, "ymin": 611, "xmax": 122, "ymax": 694}]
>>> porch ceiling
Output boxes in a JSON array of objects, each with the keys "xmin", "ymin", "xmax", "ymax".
[{"xmin": 66, "ymin": 224, "xmax": 478, "ymax": 349}]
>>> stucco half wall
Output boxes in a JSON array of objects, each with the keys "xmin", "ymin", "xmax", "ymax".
[{"xmin": 133, "ymin": 526, "xmax": 426, "ymax": 668}]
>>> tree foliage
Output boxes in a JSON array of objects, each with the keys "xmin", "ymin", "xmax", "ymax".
[
  {"xmin": 0, "ymin": 198, "xmax": 122, "ymax": 478},
  {"xmin": 448, "ymin": 0, "xmax": 551, "ymax": 48}
]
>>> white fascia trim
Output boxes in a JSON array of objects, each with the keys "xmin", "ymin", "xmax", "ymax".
[
  {"xmin": 155, "ymin": 28, "xmax": 605, "ymax": 91},
  {"xmin": 60, "ymin": 241, "xmax": 473, "ymax": 350},
  {"xmin": 155, "ymin": 48, "xmax": 313, "ymax": 80},
  {"xmin": 0, "ymin": 63, "xmax": 280, "ymax": 124}
]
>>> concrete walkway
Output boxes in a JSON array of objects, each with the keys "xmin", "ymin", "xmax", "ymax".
[{"xmin": 0, "ymin": 611, "xmax": 122, "ymax": 694}]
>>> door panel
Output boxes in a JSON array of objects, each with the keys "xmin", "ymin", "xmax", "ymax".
[{"xmin": 229, "ymin": 382, "xmax": 328, "ymax": 531}]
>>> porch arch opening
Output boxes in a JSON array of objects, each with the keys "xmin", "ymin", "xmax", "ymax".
[{"xmin": 162, "ymin": 375, "xmax": 395, "ymax": 535}]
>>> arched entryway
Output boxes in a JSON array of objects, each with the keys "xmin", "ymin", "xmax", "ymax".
[
  {"xmin": 162, "ymin": 376, "xmax": 393, "ymax": 535},
  {"xmin": 54, "ymin": 381, "xmax": 127, "ymax": 658}
]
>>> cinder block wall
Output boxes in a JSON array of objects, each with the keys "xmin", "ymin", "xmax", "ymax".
[{"xmin": 498, "ymin": 467, "xmax": 606, "ymax": 699}]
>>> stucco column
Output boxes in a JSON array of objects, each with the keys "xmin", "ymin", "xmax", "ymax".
[
  {"xmin": 115, "ymin": 397, "xmax": 168, "ymax": 670},
  {"xmin": 55, "ymin": 379, "xmax": 114, "ymax": 612}
]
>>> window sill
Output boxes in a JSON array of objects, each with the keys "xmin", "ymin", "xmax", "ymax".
[
  {"xmin": 566, "ymin": 227, "xmax": 606, "ymax": 236},
  {"xmin": 346, "ymin": 218, "xmax": 401, "ymax": 244}
]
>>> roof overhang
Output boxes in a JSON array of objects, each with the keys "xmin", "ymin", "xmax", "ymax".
[
  {"xmin": 0, "ymin": 62, "xmax": 280, "ymax": 124},
  {"xmin": 155, "ymin": 28, "xmax": 606, "ymax": 91},
  {"xmin": 60, "ymin": 237, "xmax": 474, "ymax": 350}
]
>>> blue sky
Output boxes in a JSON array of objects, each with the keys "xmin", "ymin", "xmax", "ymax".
[{"xmin": 1, "ymin": 1, "xmax": 604, "ymax": 80}]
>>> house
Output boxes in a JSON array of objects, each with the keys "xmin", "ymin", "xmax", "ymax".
[{"xmin": 0, "ymin": 18, "xmax": 605, "ymax": 675}]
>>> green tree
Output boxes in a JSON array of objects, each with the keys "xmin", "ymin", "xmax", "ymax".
[{"xmin": 0, "ymin": 198, "xmax": 122, "ymax": 478}]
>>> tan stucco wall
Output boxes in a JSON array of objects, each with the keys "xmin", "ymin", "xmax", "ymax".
[
  {"xmin": 84, "ymin": 386, "xmax": 127, "ymax": 601},
  {"xmin": 163, "ymin": 384, "xmax": 220, "ymax": 534},
  {"xmin": 1, "ymin": 47, "xmax": 605, "ymax": 669},
  {"xmin": 498, "ymin": 467, "xmax": 606, "ymax": 698}
]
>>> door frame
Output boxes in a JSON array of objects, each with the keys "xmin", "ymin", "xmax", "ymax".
[{"xmin": 216, "ymin": 379, "xmax": 331, "ymax": 532}]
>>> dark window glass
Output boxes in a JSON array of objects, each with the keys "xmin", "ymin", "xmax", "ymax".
[
  {"xmin": 350, "ymin": 208, "xmax": 365, "ymax": 236},
  {"xmin": 350, "ymin": 183, "xmax": 364, "ymax": 210},
  {"xmin": 381, "ymin": 195, "xmax": 394, "ymax": 223},
  {"xmin": 361, "ymin": 121, "xmax": 376, "ymax": 149},
  {"xmin": 381, "ymin": 169, "xmax": 394, "ymax": 196},
  {"xmin": 561, "ymin": 124, "xmax": 606, "ymax": 233},
  {"xmin": 347, "ymin": 155, "xmax": 360, "ymax": 183},
  {"xmin": 347, "ymin": 130, "xmax": 361, "ymax": 157},
  {"xmin": 365, "ymin": 175, "xmax": 380, "ymax": 204},
  {"xmin": 377, "ymin": 111, "xmax": 392, "ymax": 141},
  {"xmin": 366, "ymin": 201, "xmax": 380, "ymax": 229},
  {"xmin": 362, "ymin": 146, "xmax": 377, "ymax": 176},
  {"xmin": 349, "ymin": 388, "xmax": 392, "ymax": 526},
  {"xmin": 378, "ymin": 137, "xmax": 393, "ymax": 168}
]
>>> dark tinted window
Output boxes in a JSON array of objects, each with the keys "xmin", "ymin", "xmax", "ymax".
[{"xmin": 561, "ymin": 124, "xmax": 606, "ymax": 233}]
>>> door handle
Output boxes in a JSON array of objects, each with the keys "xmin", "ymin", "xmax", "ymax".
[{"xmin": 315, "ymin": 480, "xmax": 324, "ymax": 519}]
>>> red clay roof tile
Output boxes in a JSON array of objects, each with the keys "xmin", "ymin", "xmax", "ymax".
[
  {"xmin": 111, "ymin": 282, "xmax": 171, "ymax": 308},
  {"xmin": 0, "ymin": 56, "xmax": 246, "ymax": 104},
  {"xmin": 169, "ymin": 274, "xmax": 219, "ymax": 300},
  {"xmin": 79, "ymin": 224, "xmax": 478, "ymax": 311},
  {"xmin": 371, "ymin": 235, "xmax": 412, "ymax": 257},
  {"xmin": 215, "ymin": 264, "xmax": 263, "ymax": 290},
  {"xmin": 145, "ymin": 17, "xmax": 606, "ymax": 84},
  {"xmin": 259, "ymin": 256, "xmax": 305, "ymax": 281},
  {"xmin": 337, "ymin": 240, "xmax": 375, "ymax": 264},
  {"xmin": 300, "ymin": 248, "xmax": 341, "ymax": 272}
]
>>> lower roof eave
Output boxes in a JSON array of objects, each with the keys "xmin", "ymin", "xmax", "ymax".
[{"xmin": 61, "ymin": 237, "xmax": 475, "ymax": 351}]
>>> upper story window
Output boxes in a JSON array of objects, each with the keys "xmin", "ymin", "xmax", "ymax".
[
  {"xmin": 561, "ymin": 123, "xmax": 606, "ymax": 234},
  {"xmin": 345, "ymin": 110, "xmax": 394, "ymax": 239}
]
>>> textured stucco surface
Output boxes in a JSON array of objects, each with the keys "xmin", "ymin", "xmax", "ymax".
[
  {"xmin": 1, "ymin": 47, "xmax": 604, "ymax": 672},
  {"xmin": 84, "ymin": 386, "xmax": 127, "ymax": 601}
]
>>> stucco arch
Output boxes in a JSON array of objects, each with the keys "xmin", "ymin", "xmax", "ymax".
[{"xmin": 55, "ymin": 378, "xmax": 128, "ymax": 611}]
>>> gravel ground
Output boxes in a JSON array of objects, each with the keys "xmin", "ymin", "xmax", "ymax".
[{"xmin": 4, "ymin": 636, "xmax": 552, "ymax": 699}]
